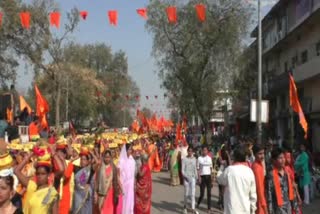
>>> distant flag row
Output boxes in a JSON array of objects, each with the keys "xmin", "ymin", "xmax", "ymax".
[
  {"xmin": 96, "ymin": 92, "xmax": 177, "ymax": 100},
  {"xmin": 0, "ymin": 5, "xmax": 206, "ymax": 29}
]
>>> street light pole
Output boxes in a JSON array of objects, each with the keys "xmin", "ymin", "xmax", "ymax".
[{"xmin": 257, "ymin": 0, "xmax": 263, "ymax": 144}]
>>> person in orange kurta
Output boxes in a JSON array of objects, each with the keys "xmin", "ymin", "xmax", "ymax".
[
  {"xmin": 147, "ymin": 140, "xmax": 161, "ymax": 172},
  {"xmin": 56, "ymin": 145, "xmax": 76, "ymax": 214},
  {"xmin": 251, "ymin": 144, "xmax": 268, "ymax": 214},
  {"xmin": 28, "ymin": 117, "xmax": 40, "ymax": 138}
]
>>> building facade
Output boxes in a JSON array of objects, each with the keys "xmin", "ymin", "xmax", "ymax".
[{"xmin": 251, "ymin": 0, "xmax": 320, "ymax": 151}]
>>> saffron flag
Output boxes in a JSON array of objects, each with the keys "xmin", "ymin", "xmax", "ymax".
[
  {"xmin": 20, "ymin": 96, "xmax": 32, "ymax": 114},
  {"xmin": 195, "ymin": 4, "xmax": 206, "ymax": 22},
  {"xmin": 166, "ymin": 6, "xmax": 177, "ymax": 24},
  {"xmin": 0, "ymin": 13, "xmax": 3, "ymax": 28},
  {"xmin": 136, "ymin": 8, "xmax": 147, "ymax": 19},
  {"xmin": 35, "ymin": 85, "xmax": 49, "ymax": 129},
  {"xmin": 80, "ymin": 11, "xmax": 88, "ymax": 20},
  {"xmin": 108, "ymin": 10, "xmax": 118, "ymax": 26},
  {"xmin": 50, "ymin": 12, "xmax": 60, "ymax": 28},
  {"xmin": 20, "ymin": 12, "xmax": 31, "ymax": 29},
  {"xmin": 289, "ymin": 74, "xmax": 308, "ymax": 138}
]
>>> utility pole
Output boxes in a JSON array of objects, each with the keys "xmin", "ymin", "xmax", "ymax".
[{"xmin": 257, "ymin": 0, "xmax": 263, "ymax": 144}]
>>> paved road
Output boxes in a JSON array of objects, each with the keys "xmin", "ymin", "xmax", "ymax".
[{"xmin": 151, "ymin": 171, "xmax": 319, "ymax": 214}]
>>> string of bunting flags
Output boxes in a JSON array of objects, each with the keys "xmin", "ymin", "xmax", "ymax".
[
  {"xmin": 0, "ymin": 4, "xmax": 207, "ymax": 28},
  {"xmin": 96, "ymin": 92, "xmax": 177, "ymax": 100}
]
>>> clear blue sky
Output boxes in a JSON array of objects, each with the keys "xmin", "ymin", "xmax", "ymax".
[{"xmin": 16, "ymin": 0, "xmax": 277, "ymax": 118}]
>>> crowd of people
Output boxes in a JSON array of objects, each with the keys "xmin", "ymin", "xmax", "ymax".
[
  {"xmin": 165, "ymin": 134, "xmax": 317, "ymax": 214},
  {"xmin": 0, "ymin": 130, "xmax": 163, "ymax": 214}
]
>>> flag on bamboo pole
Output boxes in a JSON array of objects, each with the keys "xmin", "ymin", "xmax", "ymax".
[
  {"xmin": 19, "ymin": 95, "xmax": 32, "ymax": 114},
  {"xmin": 35, "ymin": 85, "xmax": 49, "ymax": 129},
  {"xmin": 289, "ymin": 73, "xmax": 308, "ymax": 138},
  {"xmin": 20, "ymin": 12, "xmax": 30, "ymax": 29}
]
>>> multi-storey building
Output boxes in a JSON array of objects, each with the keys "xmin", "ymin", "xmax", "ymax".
[{"xmin": 251, "ymin": 0, "xmax": 320, "ymax": 151}]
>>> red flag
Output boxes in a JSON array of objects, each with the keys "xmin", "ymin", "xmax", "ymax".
[
  {"xmin": 107, "ymin": 92, "xmax": 112, "ymax": 97},
  {"xmin": 154, "ymin": 95, "xmax": 158, "ymax": 99},
  {"xmin": 126, "ymin": 95, "xmax": 129, "ymax": 100},
  {"xmin": 135, "ymin": 95, "xmax": 140, "ymax": 100},
  {"xmin": 166, "ymin": 6, "xmax": 177, "ymax": 24},
  {"xmin": 136, "ymin": 8, "xmax": 147, "ymax": 19},
  {"xmin": 289, "ymin": 74, "xmax": 308, "ymax": 138},
  {"xmin": 50, "ymin": 12, "xmax": 60, "ymax": 28},
  {"xmin": 80, "ymin": 11, "xmax": 88, "ymax": 20},
  {"xmin": 35, "ymin": 85, "xmax": 49, "ymax": 129},
  {"xmin": 108, "ymin": 10, "xmax": 118, "ymax": 26},
  {"xmin": 20, "ymin": 12, "xmax": 30, "ymax": 29},
  {"xmin": 195, "ymin": 4, "xmax": 206, "ymax": 22},
  {"xmin": 0, "ymin": 13, "xmax": 3, "ymax": 28}
]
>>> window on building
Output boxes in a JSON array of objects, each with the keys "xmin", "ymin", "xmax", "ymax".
[
  {"xmin": 301, "ymin": 50, "xmax": 308, "ymax": 64},
  {"xmin": 316, "ymin": 42, "xmax": 320, "ymax": 56}
]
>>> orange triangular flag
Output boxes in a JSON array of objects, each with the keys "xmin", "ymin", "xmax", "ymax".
[
  {"xmin": 20, "ymin": 12, "xmax": 30, "ymax": 29},
  {"xmin": 195, "ymin": 4, "xmax": 206, "ymax": 22},
  {"xmin": 80, "ymin": 11, "xmax": 88, "ymax": 20},
  {"xmin": 137, "ymin": 8, "xmax": 147, "ymax": 19},
  {"xmin": 35, "ymin": 85, "xmax": 49, "ymax": 129},
  {"xmin": 35, "ymin": 85, "xmax": 49, "ymax": 116},
  {"xmin": 0, "ymin": 13, "xmax": 3, "ymax": 28},
  {"xmin": 289, "ymin": 73, "xmax": 308, "ymax": 138},
  {"xmin": 108, "ymin": 10, "xmax": 118, "ymax": 26},
  {"xmin": 166, "ymin": 6, "xmax": 177, "ymax": 24},
  {"xmin": 20, "ymin": 96, "xmax": 32, "ymax": 114},
  {"xmin": 50, "ymin": 12, "xmax": 60, "ymax": 28}
]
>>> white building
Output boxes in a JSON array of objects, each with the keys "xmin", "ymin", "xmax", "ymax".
[{"xmin": 251, "ymin": 0, "xmax": 320, "ymax": 151}]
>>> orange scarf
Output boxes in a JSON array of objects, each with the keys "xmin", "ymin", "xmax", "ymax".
[{"xmin": 273, "ymin": 168, "xmax": 294, "ymax": 206}]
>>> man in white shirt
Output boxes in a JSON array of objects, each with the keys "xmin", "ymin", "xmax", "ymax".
[
  {"xmin": 197, "ymin": 145, "xmax": 213, "ymax": 212},
  {"xmin": 217, "ymin": 145, "xmax": 257, "ymax": 214}
]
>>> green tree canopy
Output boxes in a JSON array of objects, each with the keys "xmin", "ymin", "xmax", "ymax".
[{"xmin": 146, "ymin": 0, "xmax": 253, "ymax": 133}]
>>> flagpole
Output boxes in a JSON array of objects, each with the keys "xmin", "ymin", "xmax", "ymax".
[{"xmin": 257, "ymin": 0, "xmax": 263, "ymax": 144}]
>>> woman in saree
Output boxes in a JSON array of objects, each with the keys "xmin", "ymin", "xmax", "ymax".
[
  {"xmin": 134, "ymin": 154, "xmax": 152, "ymax": 214},
  {"xmin": 72, "ymin": 149, "xmax": 96, "ymax": 214},
  {"xmin": 95, "ymin": 150, "xmax": 121, "ymax": 214},
  {"xmin": 169, "ymin": 144, "xmax": 180, "ymax": 186},
  {"xmin": 14, "ymin": 146, "xmax": 63, "ymax": 214}
]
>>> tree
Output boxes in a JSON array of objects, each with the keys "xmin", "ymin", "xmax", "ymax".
[
  {"xmin": 35, "ymin": 64, "xmax": 105, "ymax": 124},
  {"xmin": 0, "ymin": 0, "xmax": 52, "ymax": 85},
  {"xmin": 146, "ymin": 0, "xmax": 253, "ymax": 135},
  {"xmin": 63, "ymin": 43, "xmax": 140, "ymax": 127}
]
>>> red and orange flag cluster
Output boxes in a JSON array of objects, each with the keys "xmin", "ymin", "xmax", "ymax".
[
  {"xmin": 134, "ymin": 110, "xmax": 174, "ymax": 134},
  {"xmin": 0, "ymin": 4, "xmax": 207, "ymax": 29}
]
